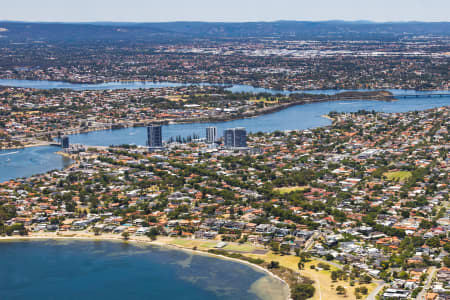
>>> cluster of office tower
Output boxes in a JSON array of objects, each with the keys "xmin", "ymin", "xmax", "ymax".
[{"xmin": 147, "ymin": 125, "xmax": 247, "ymax": 149}]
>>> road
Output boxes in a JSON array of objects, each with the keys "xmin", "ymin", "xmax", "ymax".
[
  {"xmin": 315, "ymin": 274, "xmax": 322, "ymax": 300},
  {"xmin": 366, "ymin": 280, "xmax": 386, "ymax": 300},
  {"xmin": 311, "ymin": 257, "xmax": 344, "ymax": 270},
  {"xmin": 304, "ymin": 231, "xmax": 320, "ymax": 251},
  {"xmin": 416, "ymin": 266, "xmax": 436, "ymax": 300}
]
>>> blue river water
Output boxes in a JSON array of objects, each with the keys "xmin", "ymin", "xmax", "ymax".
[
  {"xmin": 0, "ymin": 78, "xmax": 446, "ymax": 95},
  {"xmin": 68, "ymin": 96, "xmax": 450, "ymax": 147},
  {"xmin": 0, "ymin": 79, "xmax": 448, "ymax": 182},
  {"xmin": 0, "ymin": 146, "xmax": 72, "ymax": 182},
  {"xmin": 0, "ymin": 79, "xmax": 195, "ymax": 90},
  {"xmin": 0, "ymin": 240, "xmax": 286, "ymax": 300}
]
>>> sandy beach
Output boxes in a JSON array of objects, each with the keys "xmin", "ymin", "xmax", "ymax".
[{"xmin": 320, "ymin": 114, "xmax": 335, "ymax": 121}]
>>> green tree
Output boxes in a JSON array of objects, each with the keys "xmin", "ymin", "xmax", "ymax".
[
  {"xmin": 280, "ymin": 243, "xmax": 291, "ymax": 254},
  {"xmin": 360, "ymin": 274, "xmax": 372, "ymax": 283},
  {"xmin": 299, "ymin": 251, "xmax": 310, "ymax": 262},
  {"xmin": 318, "ymin": 262, "xmax": 330, "ymax": 270},
  {"xmin": 443, "ymin": 243, "xmax": 450, "ymax": 252},
  {"xmin": 146, "ymin": 227, "xmax": 159, "ymax": 241},
  {"xmin": 443, "ymin": 255, "xmax": 450, "ymax": 268},
  {"xmin": 268, "ymin": 261, "xmax": 280, "ymax": 269},
  {"xmin": 93, "ymin": 227, "xmax": 101, "ymax": 236},
  {"xmin": 336, "ymin": 285, "xmax": 346, "ymax": 295},
  {"xmin": 270, "ymin": 241, "xmax": 280, "ymax": 253},
  {"xmin": 331, "ymin": 271, "xmax": 339, "ymax": 282},
  {"xmin": 426, "ymin": 236, "xmax": 440, "ymax": 248},
  {"xmin": 359, "ymin": 286, "xmax": 368, "ymax": 295},
  {"xmin": 291, "ymin": 284, "xmax": 315, "ymax": 300}
]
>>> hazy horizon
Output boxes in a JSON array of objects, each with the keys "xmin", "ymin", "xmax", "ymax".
[
  {"xmin": 1, "ymin": 20, "xmax": 449, "ymax": 24},
  {"xmin": 1, "ymin": 0, "xmax": 449, "ymax": 23}
]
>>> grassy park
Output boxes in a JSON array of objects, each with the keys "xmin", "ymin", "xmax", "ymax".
[
  {"xmin": 274, "ymin": 186, "xmax": 309, "ymax": 194},
  {"xmin": 247, "ymin": 251, "xmax": 377, "ymax": 300},
  {"xmin": 168, "ymin": 238, "xmax": 263, "ymax": 253},
  {"xmin": 383, "ymin": 171, "xmax": 412, "ymax": 181}
]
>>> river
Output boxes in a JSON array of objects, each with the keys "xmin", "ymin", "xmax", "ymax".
[{"xmin": 0, "ymin": 79, "xmax": 448, "ymax": 182}]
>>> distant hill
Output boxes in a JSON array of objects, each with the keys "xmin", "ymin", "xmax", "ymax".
[{"xmin": 0, "ymin": 21, "xmax": 448, "ymax": 43}]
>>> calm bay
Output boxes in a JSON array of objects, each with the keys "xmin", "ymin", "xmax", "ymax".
[{"xmin": 0, "ymin": 239, "xmax": 287, "ymax": 300}]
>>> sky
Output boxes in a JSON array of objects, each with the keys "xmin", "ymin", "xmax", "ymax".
[{"xmin": 1, "ymin": 0, "xmax": 449, "ymax": 23}]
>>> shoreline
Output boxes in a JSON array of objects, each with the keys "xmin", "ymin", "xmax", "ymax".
[
  {"xmin": 0, "ymin": 233, "xmax": 291, "ymax": 300},
  {"xmin": 0, "ymin": 140, "xmax": 55, "ymax": 151},
  {"xmin": 321, "ymin": 114, "xmax": 335, "ymax": 121},
  {"xmin": 55, "ymin": 151, "xmax": 74, "ymax": 159}
]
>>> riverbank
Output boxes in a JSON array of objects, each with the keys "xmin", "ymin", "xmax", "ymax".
[
  {"xmin": 0, "ymin": 140, "xmax": 55, "ymax": 151},
  {"xmin": 321, "ymin": 114, "xmax": 335, "ymax": 121},
  {"xmin": 0, "ymin": 233, "xmax": 292, "ymax": 300},
  {"xmin": 55, "ymin": 151, "xmax": 75, "ymax": 159}
]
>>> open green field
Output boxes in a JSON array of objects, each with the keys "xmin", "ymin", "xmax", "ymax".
[
  {"xmin": 383, "ymin": 171, "xmax": 412, "ymax": 181},
  {"xmin": 249, "ymin": 97, "xmax": 279, "ymax": 104},
  {"xmin": 223, "ymin": 243, "xmax": 262, "ymax": 252},
  {"xmin": 169, "ymin": 239, "xmax": 262, "ymax": 253},
  {"xmin": 169, "ymin": 238, "xmax": 218, "ymax": 249},
  {"xmin": 274, "ymin": 186, "xmax": 309, "ymax": 194}
]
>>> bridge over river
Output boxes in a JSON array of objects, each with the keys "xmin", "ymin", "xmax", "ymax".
[{"xmin": 394, "ymin": 93, "xmax": 450, "ymax": 98}]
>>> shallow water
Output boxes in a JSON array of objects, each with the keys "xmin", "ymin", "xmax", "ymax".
[{"xmin": 0, "ymin": 240, "xmax": 287, "ymax": 300}]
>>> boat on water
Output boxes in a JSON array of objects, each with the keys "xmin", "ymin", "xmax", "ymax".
[{"xmin": 0, "ymin": 151, "xmax": 19, "ymax": 156}]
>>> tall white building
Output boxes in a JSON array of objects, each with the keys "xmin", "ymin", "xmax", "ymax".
[{"xmin": 206, "ymin": 126, "xmax": 217, "ymax": 143}]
